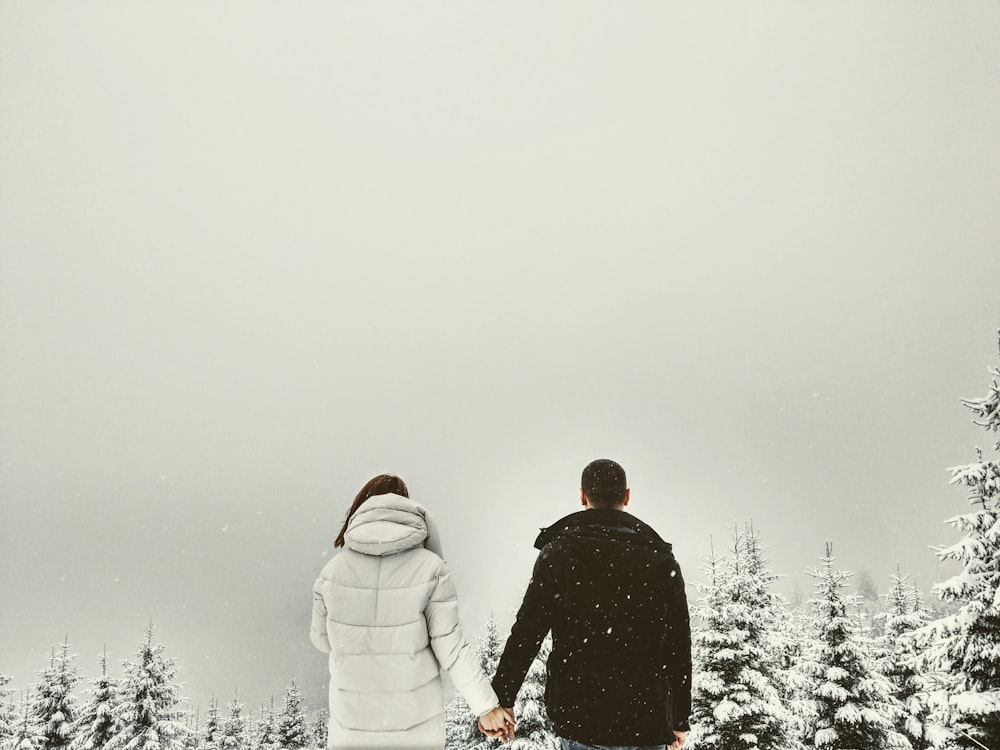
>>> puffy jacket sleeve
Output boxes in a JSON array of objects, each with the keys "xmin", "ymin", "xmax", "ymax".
[
  {"xmin": 310, "ymin": 576, "xmax": 332, "ymax": 654},
  {"xmin": 425, "ymin": 560, "xmax": 499, "ymax": 718}
]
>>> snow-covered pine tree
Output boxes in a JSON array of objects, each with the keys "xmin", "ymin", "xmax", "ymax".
[
  {"xmin": 68, "ymin": 649, "xmax": 118, "ymax": 750},
  {"xmin": 0, "ymin": 675, "xmax": 15, "ymax": 745},
  {"xmin": 237, "ymin": 715, "xmax": 252, "ymax": 750},
  {"xmin": 743, "ymin": 524, "xmax": 810, "ymax": 747},
  {"xmin": 918, "ymin": 332, "xmax": 1000, "ymax": 750},
  {"xmin": 477, "ymin": 614, "xmax": 504, "ymax": 683},
  {"xmin": 689, "ymin": 537, "xmax": 726, "ymax": 745},
  {"xmin": 443, "ymin": 697, "xmax": 477, "ymax": 750},
  {"xmin": 444, "ymin": 612, "xmax": 506, "ymax": 750},
  {"xmin": 688, "ymin": 525, "xmax": 799, "ymax": 750},
  {"xmin": 218, "ymin": 694, "xmax": 244, "ymax": 750},
  {"xmin": 307, "ymin": 710, "xmax": 326, "ymax": 750},
  {"xmin": 32, "ymin": 639, "xmax": 79, "ymax": 750},
  {"xmin": 857, "ymin": 571, "xmax": 881, "ymax": 626},
  {"xmin": 179, "ymin": 708, "xmax": 198, "ymax": 750},
  {"xmin": 3, "ymin": 692, "xmax": 45, "ymax": 750},
  {"xmin": 238, "ymin": 712, "xmax": 253, "ymax": 750},
  {"xmin": 798, "ymin": 543, "xmax": 909, "ymax": 750},
  {"xmin": 106, "ymin": 623, "xmax": 189, "ymax": 750},
  {"xmin": 274, "ymin": 681, "xmax": 306, "ymax": 750},
  {"xmin": 252, "ymin": 701, "xmax": 276, "ymax": 750},
  {"xmin": 507, "ymin": 633, "xmax": 557, "ymax": 750},
  {"xmin": 199, "ymin": 698, "xmax": 220, "ymax": 750},
  {"xmin": 876, "ymin": 570, "xmax": 942, "ymax": 750},
  {"xmin": 778, "ymin": 604, "xmax": 820, "ymax": 747}
]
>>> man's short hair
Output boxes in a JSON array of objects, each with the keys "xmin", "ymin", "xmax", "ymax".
[{"xmin": 581, "ymin": 459, "xmax": 628, "ymax": 508}]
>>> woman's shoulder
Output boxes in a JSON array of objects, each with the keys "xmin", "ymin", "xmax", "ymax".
[
  {"xmin": 394, "ymin": 545, "xmax": 447, "ymax": 571},
  {"xmin": 374, "ymin": 546, "xmax": 450, "ymax": 588},
  {"xmin": 315, "ymin": 548, "xmax": 372, "ymax": 581}
]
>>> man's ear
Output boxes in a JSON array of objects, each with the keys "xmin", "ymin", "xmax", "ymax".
[
  {"xmin": 623, "ymin": 488, "xmax": 631, "ymax": 507},
  {"xmin": 580, "ymin": 488, "xmax": 588, "ymax": 507}
]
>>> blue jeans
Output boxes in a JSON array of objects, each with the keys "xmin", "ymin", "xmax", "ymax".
[{"xmin": 560, "ymin": 738, "xmax": 667, "ymax": 750}]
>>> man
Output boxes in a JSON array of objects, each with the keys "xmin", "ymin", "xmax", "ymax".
[{"xmin": 482, "ymin": 459, "xmax": 691, "ymax": 750}]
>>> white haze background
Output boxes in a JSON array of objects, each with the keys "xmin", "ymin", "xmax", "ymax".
[{"xmin": 2, "ymin": 0, "xmax": 999, "ymax": 713}]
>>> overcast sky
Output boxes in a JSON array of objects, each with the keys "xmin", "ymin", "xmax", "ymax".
[{"xmin": 2, "ymin": 0, "xmax": 999, "ymax": 715}]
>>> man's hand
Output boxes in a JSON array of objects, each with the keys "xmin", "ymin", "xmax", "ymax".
[
  {"xmin": 478, "ymin": 707, "xmax": 515, "ymax": 743},
  {"xmin": 669, "ymin": 731, "xmax": 687, "ymax": 750}
]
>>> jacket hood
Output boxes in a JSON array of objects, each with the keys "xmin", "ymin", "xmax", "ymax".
[
  {"xmin": 343, "ymin": 493, "xmax": 445, "ymax": 558},
  {"xmin": 534, "ymin": 507, "xmax": 673, "ymax": 556}
]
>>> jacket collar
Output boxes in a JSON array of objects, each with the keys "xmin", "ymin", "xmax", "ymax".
[{"xmin": 533, "ymin": 508, "xmax": 671, "ymax": 552}]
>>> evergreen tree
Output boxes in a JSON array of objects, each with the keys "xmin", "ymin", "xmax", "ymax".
[
  {"xmin": 797, "ymin": 544, "xmax": 909, "ymax": 750},
  {"xmin": 443, "ymin": 697, "xmax": 477, "ymax": 750},
  {"xmin": 444, "ymin": 613, "xmax": 506, "ymax": 750},
  {"xmin": 1, "ymin": 675, "xmax": 15, "ymax": 746},
  {"xmin": 274, "ymin": 681, "xmax": 306, "ymax": 750},
  {"xmin": 507, "ymin": 633, "xmax": 557, "ymax": 750},
  {"xmin": 918, "ymin": 333, "xmax": 1000, "ymax": 750},
  {"xmin": 476, "ymin": 615, "xmax": 504, "ymax": 682},
  {"xmin": 778, "ymin": 605, "xmax": 820, "ymax": 747},
  {"xmin": 218, "ymin": 695, "xmax": 244, "ymax": 750},
  {"xmin": 69, "ymin": 649, "xmax": 118, "ymax": 750},
  {"xmin": 857, "ymin": 571, "xmax": 880, "ymax": 606},
  {"xmin": 689, "ymin": 539, "xmax": 726, "ymax": 744},
  {"xmin": 307, "ymin": 710, "xmax": 326, "ymax": 750},
  {"xmin": 199, "ymin": 699, "xmax": 220, "ymax": 750},
  {"xmin": 688, "ymin": 526, "xmax": 799, "ymax": 750},
  {"xmin": 178, "ymin": 709, "xmax": 198, "ymax": 750},
  {"xmin": 3, "ymin": 693, "xmax": 45, "ymax": 750},
  {"xmin": 743, "ymin": 524, "xmax": 809, "ymax": 748},
  {"xmin": 877, "ymin": 571, "xmax": 944, "ymax": 750},
  {"xmin": 236, "ymin": 717, "xmax": 251, "ymax": 750},
  {"xmin": 32, "ymin": 639, "xmax": 79, "ymax": 750},
  {"xmin": 238, "ymin": 713, "xmax": 252, "ymax": 750},
  {"xmin": 107, "ymin": 624, "xmax": 188, "ymax": 750},
  {"xmin": 252, "ymin": 701, "xmax": 276, "ymax": 750},
  {"xmin": 856, "ymin": 570, "xmax": 881, "ymax": 627}
]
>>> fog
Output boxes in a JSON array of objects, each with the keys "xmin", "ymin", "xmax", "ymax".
[{"xmin": 2, "ymin": 0, "xmax": 999, "ymax": 713}]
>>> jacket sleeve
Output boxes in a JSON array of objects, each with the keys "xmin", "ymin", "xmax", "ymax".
[
  {"xmin": 310, "ymin": 577, "xmax": 332, "ymax": 654},
  {"xmin": 491, "ymin": 544, "xmax": 559, "ymax": 708},
  {"xmin": 663, "ymin": 559, "xmax": 691, "ymax": 732},
  {"xmin": 425, "ymin": 561, "xmax": 500, "ymax": 718}
]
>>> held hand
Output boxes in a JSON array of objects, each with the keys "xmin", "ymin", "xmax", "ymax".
[
  {"xmin": 501, "ymin": 706, "xmax": 515, "ymax": 734},
  {"xmin": 478, "ymin": 707, "xmax": 515, "ymax": 743},
  {"xmin": 669, "ymin": 731, "xmax": 688, "ymax": 750}
]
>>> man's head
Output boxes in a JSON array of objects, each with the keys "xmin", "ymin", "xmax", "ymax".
[{"xmin": 580, "ymin": 458, "xmax": 630, "ymax": 509}]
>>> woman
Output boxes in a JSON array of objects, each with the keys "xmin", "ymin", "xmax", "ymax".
[{"xmin": 310, "ymin": 474, "xmax": 514, "ymax": 749}]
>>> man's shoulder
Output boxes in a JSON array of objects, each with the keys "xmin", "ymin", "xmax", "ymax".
[
  {"xmin": 534, "ymin": 534, "xmax": 571, "ymax": 565},
  {"xmin": 536, "ymin": 510, "xmax": 675, "ymax": 553}
]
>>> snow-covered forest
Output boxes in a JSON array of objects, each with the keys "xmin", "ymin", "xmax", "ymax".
[
  {"xmin": 0, "ymin": 625, "xmax": 326, "ymax": 750},
  {"xmin": 3, "ymin": 336, "xmax": 998, "ymax": 750}
]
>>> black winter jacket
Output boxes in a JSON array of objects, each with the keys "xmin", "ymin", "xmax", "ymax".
[{"xmin": 492, "ymin": 508, "xmax": 691, "ymax": 746}]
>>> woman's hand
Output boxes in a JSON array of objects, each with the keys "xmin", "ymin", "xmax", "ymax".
[{"xmin": 478, "ymin": 707, "xmax": 515, "ymax": 743}]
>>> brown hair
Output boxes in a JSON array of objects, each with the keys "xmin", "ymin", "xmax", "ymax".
[{"xmin": 334, "ymin": 474, "xmax": 409, "ymax": 548}]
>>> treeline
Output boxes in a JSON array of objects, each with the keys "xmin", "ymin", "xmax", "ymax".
[{"xmin": 0, "ymin": 625, "xmax": 327, "ymax": 750}]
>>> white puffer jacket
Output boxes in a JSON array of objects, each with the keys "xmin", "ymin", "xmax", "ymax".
[{"xmin": 310, "ymin": 493, "xmax": 499, "ymax": 750}]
